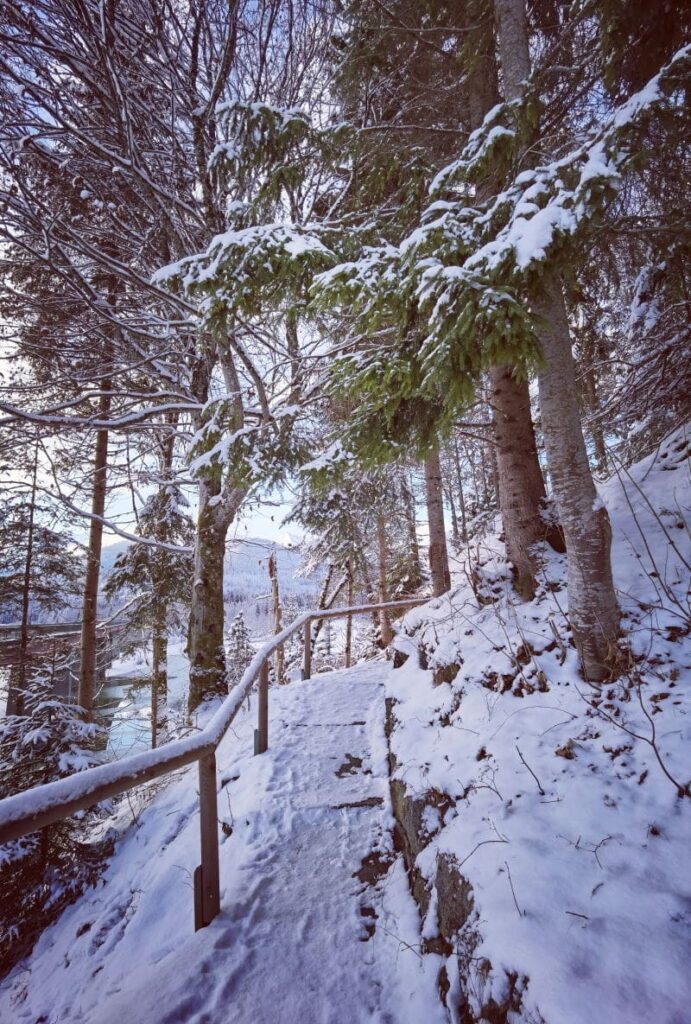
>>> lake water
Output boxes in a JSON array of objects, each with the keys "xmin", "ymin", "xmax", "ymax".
[{"xmin": 100, "ymin": 641, "xmax": 190, "ymax": 757}]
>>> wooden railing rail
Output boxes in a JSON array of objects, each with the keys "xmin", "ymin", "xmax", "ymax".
[{"xmin": 0, "ymin": 597, "xmax": 426, "ymax": 929}]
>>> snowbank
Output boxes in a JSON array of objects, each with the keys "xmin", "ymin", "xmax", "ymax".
[{"xmin": 387, "ymin": 427, "xmax": 690, "ymax": 1022}]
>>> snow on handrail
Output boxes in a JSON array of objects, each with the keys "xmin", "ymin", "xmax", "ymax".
[{"xmin": 0, "ymin": 597, "xmax": 426, "ymax": 844}]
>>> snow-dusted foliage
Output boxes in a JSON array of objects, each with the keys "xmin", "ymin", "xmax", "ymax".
[
  {"xmin": 386, "ymin": 428, "xmax": 690, "ymax": 1022},
  {"xmin": 0, "ymin": 676, "xmax": 111, "ymax": 974},
  {"xmin": 103, "ymin": 484, "xmax": 194, "ymax": 637},
  {"xmin": 226, "ymin": 610, "xmax": 254, "ymax": 687},
  {"xmin": 312, "ymin": 40, "xmax": 691, "ymax": 459}
]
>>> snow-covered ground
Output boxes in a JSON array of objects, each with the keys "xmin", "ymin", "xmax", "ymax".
[
  {"xmin": 1, "ymin": 430, "xmax": 688, "ymax": 1023},
  {"xmin": 0, "ymin": 663, "xmax": 443, "ymax": 1024},
  {"xmin": 388, "ymin": 427, "xmax": 691, "ymax": 1022}
]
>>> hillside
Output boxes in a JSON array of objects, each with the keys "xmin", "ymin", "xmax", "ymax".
[
  {"xmin": 386, "ymin": 427, "xmax": 690, "ymax": 1021},
  {"xmin": 1, "ymin": 432, "xmax": 688, "ymax": 1023}
]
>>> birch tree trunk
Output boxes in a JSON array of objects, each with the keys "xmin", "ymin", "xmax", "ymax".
[
  {"xmin": 494, "ymin": 0, "xmax": 620, "ymax": 679},
  {"xmin": 78, "ymin": 379, "xmax": 111, "ymax": 714},
  {"xmin": 424, "ymin": 448, "xmax": 451, "ymax": 596}
]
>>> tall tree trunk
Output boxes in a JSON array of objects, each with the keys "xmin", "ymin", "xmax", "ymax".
[
  {"xmin": 424, "ymin": 448, "xmax": 451, "ymax": 596},
  {"xmin": 401, "ymin": 473, "xmax": 422, "ymax": 586},
  {"xmin": 151, "ymin": 601, "xmax": 167, "ymax": 749},
  {"xmin": 187, "ymin": 480, "xmax": 228, "ymax": 712},
  {"xmin": 9, "ymin": 440, "xmax": 40, "ymax": 716},
  {"xmin": 445, "ymin": 484, "xmax": 461, "ymax": 546},
  {"xmin": 534, "ymin": 279, "xmax": 620, "ymax": 678},
  {"xmin": 78, "ymin": 381, "xmax": 111, "ymax": 714},
  {"xmin": 490, "ymin": 365, "xmax": 547, "ymax": 599},
  {"xmin": 268, "ymin": 551, "xmax": 286, "ymax": 684},
  {"xmin": 494, "ymin": 0, "xmax": 620, "ymax": 679},
  {"xmin": 187, "ymin": 344, "xmax": 246, "ymax": 713},
  {"xmin": 344, "ymin": 560, "xmax": 354, "ymax": 669},
  {"xmin": 376, "ymin": 514, "xmax": 393, "ymax": 645},
  {"xmin": 465, "ymin": 23, "xmax": 548, "ymax": 601},
  {"xmin": 452, "ymin": 435, "xmax": 468, "ymax": 542},
  {"xmin": 150, "ymin": 418, "xmax": 176, "ymax": 744}
]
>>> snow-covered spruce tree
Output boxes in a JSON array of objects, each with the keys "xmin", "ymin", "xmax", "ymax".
[
  {"xmin": 0, "ymin": 438, "xmax": 85, "ymax": 714},
  {"xmin": 576, "ymin": 1, "xmax": 691, "ymax": 461},
  {"xmin": 312, "ymin": 0, "xmax": 548, "ymax": 601},
  {"xmin": 226, "ymin": 611, "xmax": 254, "ymax": 689},
  {"xmin": 155, "ymin": 91, "xmax": 337, "ymax": 710},
  {"xmin": 292, "ymin": 432, "xmax": 422, "ymax": 648},
  {"xmin": 104, "ymin": 481, "xmax": 193, "ymax": 746},
  {"xmin": 0, "ymin": 674, "xmax": 111, "ymax": 975},
  {"xmin": 322, "ymin": 0, "xmax": 688, "ymax": 678}
]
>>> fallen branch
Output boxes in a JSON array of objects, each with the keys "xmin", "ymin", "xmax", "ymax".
[{"xmin": 515, "ymin": 745, "xmax": 545, "ymax": 796}]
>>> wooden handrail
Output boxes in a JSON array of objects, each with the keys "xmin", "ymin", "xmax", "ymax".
[{"xmin": 0, "ymin": 596, "xmax": 426, "ymax": 929}]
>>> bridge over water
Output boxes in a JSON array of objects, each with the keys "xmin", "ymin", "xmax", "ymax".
[{"xmin": 0, "ymin": 618, "xmax": 132, "ymax": 715}]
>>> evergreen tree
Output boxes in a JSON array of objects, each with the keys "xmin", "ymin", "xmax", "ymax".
[
  {"xmin": 0, "ymin": 437, "xmax": 84, "ymax": 714},
  {"xmin": 0, "ymin": 674, "xmax": 111, "ymax": 975},
  {"xmin": 316, "ymin": 0, "xmax": 688, "ymax": 677},
  {"xmin": 103, "ymin": 483, "xmax": 193, "ymax": 745},
  {"xmin": 0, "ymin": 493, "xmax": 83, "ymax": 622},
  {"xmin": 226, "ymin": 611, "xmax": 254, "ymax": 689}
]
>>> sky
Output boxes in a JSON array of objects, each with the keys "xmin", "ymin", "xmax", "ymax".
[{"xmin": 100, "ymin": 488, "xmax": 303, "ymax": 551}]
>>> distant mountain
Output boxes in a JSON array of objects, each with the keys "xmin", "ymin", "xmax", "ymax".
[{"xmin": 101, "ymin": 536, "xmax": 321, "ymax": 633}]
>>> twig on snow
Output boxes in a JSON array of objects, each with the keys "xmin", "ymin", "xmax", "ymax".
[
  {"xmin": 515, "ymin": 745, "xmax": 545, "ymax": 796},
  {"xmin": 504, "ymin": 861, "xmax": 524, "ymax": 918}
]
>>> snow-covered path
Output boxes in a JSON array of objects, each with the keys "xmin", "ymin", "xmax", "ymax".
[{"xmin": 1, "ymin": 663, "xmax": 444, "ymax": 1024}]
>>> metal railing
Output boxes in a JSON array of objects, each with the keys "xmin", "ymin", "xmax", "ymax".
[{"xmin": 0, "ymin": 598, "xmax": 426, "ymax": 930}]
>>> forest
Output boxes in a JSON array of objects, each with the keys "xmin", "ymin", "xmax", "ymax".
[{"xmin": 0, "ymin": 2, "xmax": 689, "ymax": 1022}]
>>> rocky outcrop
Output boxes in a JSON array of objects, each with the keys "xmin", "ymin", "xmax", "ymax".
[{"xmin": 386, "ymin": 685, "xmax": 541, "ymax": 1023}]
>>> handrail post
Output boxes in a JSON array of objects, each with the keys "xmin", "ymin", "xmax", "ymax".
[
  {"xmin": 194, "ymin": 752, "xmax": 220, "ymax": 930},
  {"xmin": 254, "ymin": 660, "xmax": 269, "ymax": 755},
  {"xmin": 303, "ymin": 618, "xmax": 311, "ymax": 680}
]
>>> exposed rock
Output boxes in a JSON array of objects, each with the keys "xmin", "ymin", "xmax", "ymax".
[
  {"xmin": 432, "ymin": 662, "xmax": 460, "ymax": 686},
  {"xmin": 392, "ymin": 648, "xmax": 409, "ymax": 669},
  {"xmin": 385, "ymin": 697, "xmax": 542, "ymax": 1024}
]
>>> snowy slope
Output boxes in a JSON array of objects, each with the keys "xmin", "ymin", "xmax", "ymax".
[
  {"xmin": 2, "ymin": 434, "xmax": 688, "ymax": 1024},
  {"xmin": 387, "ymin": 427, "xmax": 691, "ymax": 1023},
  {"xmin": 0, "ymin": 664, "xmax": 443, "ymax": 1024}
]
